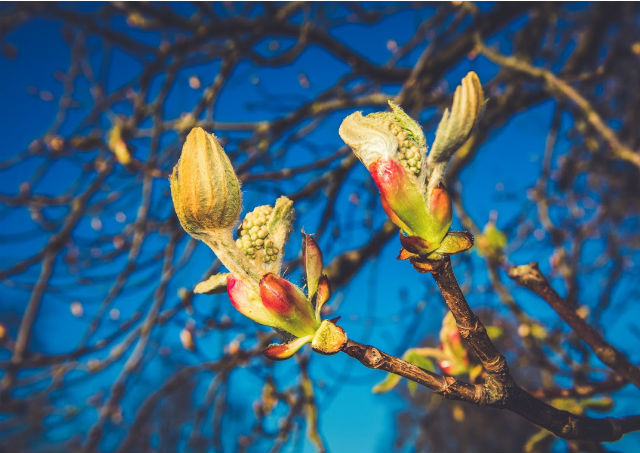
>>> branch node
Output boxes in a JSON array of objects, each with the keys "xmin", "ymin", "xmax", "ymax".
[{"xmin": 363, "ymin": 347, "xmax": 383, "ymax": 368}]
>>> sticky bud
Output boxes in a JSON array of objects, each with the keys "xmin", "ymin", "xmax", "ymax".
[{"xmin": 170, "ymin": 127, "xmax": 242, "ymax": 238}]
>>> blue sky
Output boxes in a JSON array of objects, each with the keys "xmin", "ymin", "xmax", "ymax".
[{"xmin": 1, "ymin": 3, "xmax": 639, "ymax": 452}]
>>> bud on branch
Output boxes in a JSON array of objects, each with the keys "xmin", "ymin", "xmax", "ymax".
[
  {"xmin": 171, "ymin": 128, "xmax": 346, "ymax": 360},
  {"xmin": 339, "ymin": 72, "xmax": 483, "ymax": 262},
  {"xmin": 170, "ymin": 127, "xmax": 242, "ymax": 236}
]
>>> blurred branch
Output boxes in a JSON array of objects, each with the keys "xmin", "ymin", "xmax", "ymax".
[
  {"xmin": 475, "ymin": 38, "xmax": 640, "ymax": 169},
  {"xmin": 508, "ymin": 262, "xmax": 640, "ymax": 391}
]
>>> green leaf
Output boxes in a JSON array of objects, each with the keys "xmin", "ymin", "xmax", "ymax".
[
  {"xmin": 194, "ymin": 273, "xmax": 229, "ymax": 294},
  {"xmin": 468, "ymin": 364, "xmax": 483, "ymax": 382},
  {"xmin": 429, "ymin": 71, "xmax": 484, "ymax": 164},
  {"xmin": 404, "ymin": 350, "xmax": 436, "ymax": 372},
  {"xmin": 372, "ymin": 372, "xmax": 402, "ymax": 394},
  {"xmin": 582, "ymin": 397, "xmax": 614, "ymax": 412},
  {"xmin": 485, "ymin": 326, "xmax": 503, "ymax": 341},
  {"xmin": 477, "ymin": 223, "xmax": 507, "ymax": 258},
  {"xmin": 434, "ymin": 231, "xmax": 474, "ymax": 255},
  {"xmin": 373, "ymin": 349, "xmax": 435, "ymax": 394},
  {"xmin": 524, "ymin": 429, "xmax": 553, "ymax": 453}
]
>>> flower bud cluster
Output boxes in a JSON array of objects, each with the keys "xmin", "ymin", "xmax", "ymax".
[
  {"xmin": 236, "ymin": 205, "xmax": 279, "ymax": 263},
  {"xmin": 373, "ymin": 117, "xmax": 422, "ymax": 176}
]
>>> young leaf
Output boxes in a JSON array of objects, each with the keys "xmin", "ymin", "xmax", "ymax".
[{"xmin": 194, "ymin": 273, "xmax": 229, "ymax": 294}]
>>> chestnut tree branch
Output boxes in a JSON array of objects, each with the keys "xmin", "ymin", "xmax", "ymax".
[
  {"xmin": 341, "ymin": 256, "xmax": 640, "ymax": 441},
  {"xmin": 343, "ymin": 333, "xmax": 640, "ymax": 441},
  {"xmin": 508, "ymin": 262, "xmax": 640, "ymax": 391}
]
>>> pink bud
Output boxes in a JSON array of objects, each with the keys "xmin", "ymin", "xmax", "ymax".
[
  {"xmin": 259, "ymin": 274, "xmax": 317, "ymax": 338},
  {"xmin": 370, "ymin": 158, "xmax": 431, "ymax": 237},
  {"xmin": 227, "ymin": 276, "xmax": 277, "ymax": 327},
  {"xmin": 259, "ymin": 274, "xmax": 296, "ymax": 315},
  {"xmin": 302, "ymin": 233, "xmax": 323, "ymax": 298},
  {"xmin": 428, "ymin": 184, "xmax": 452, "ymax": 227}
]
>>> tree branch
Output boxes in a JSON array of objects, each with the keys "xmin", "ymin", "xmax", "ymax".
[
  {"xmin": 340, "ymin": 256, "xmax": 640, "ymax": 441},
  {"xmin": 430, "ymin": 258, "xmax": 512, "ymax": 402},
  {"xmin": 508, "ymin": 262, "xmax": 640, "ymax": 391},
  {"xmin": 342, "ymin": 334, "xmax": 640, "ymax": 441},
  {"xmin": 475, "ymin": 38, "xmax": 640, "ymax": 170}
]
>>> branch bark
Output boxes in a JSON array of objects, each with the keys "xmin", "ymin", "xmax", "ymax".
[
  {"xmin": 343, "ymin": 328, "xmax": 640, "ymax": 442},
  {"xmin": 475, "ymin": 39, "xmax": 640, "ymax": 170},
  {"xmin": 340, "ymin": 257, "xmax": 640, "ymax": 442},
  {"xmin": 508, "ymin": 262, "xmax": 640, "ymax": 391}
]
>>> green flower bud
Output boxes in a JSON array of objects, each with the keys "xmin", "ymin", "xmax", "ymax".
[
  {"xmin": 170, "ymin": 127, "xmax": 242, "ymax": 238},
  {"xmin": 340, "ymin": 73, "xmax": 484, "ymax": 261},
  {"xmin": 235, "ymin": 196, "xmax": 294, "ymax": 274},
  {"xmin": 237, "ymin": 205, "xmax": 279, "ymax": 263}
]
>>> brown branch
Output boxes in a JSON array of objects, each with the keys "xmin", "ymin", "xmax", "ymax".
[
  {"xmin": 508, "ymin": 262, "xmax": 640, "ymax": 391},
  {"xmin": 528, "ymin": 374, "xmax": 627, "ymax": 400},
  {"xmin": 342, "ymin": 339, "xmax": 482, "ymax": 403},
  {"xmin": 342, "ymin": 335, "xmax": 640, "ymax": 441},
  {"xmin": 475, "ymin": 39, "xmax": 640, "ymax": 169},
  {"xmin": 0, "ymin": 161, "xmax": 113, "ymax": 394},
  {"xmin": 430, "ymin": 258, "xmax": 512, "ymax": 403},
  {"xmin": 370, "ymin": 256, "xmax": 640, "ymax": 441}
]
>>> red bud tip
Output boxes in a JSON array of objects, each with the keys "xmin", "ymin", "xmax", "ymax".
[
  {"xmin": 259, "ymin": 273, "xmax": 295, "ymax": 315},
  {"xmin": 429, "ymin": 185, "xmax": 452, "ymax": 225}
]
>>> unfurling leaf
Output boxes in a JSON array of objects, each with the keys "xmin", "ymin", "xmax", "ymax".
[
  {"xmin": 477, "ymin": 222, "xmax": 507, "ymax": 259},
  {"xmin": 434, "ymin": 231, "xmax": 474, "ymax": 255},
  {"xmin": 404, "ymin": 350, "xmax": 436, "ymax": 372},
  {"xmin": 258, "ymin": 273, "xmax": 318, "ymax": 338},
  {"xmin": 372, "ymin": 372, "xmax": 403, "ymax": 394},
  {"xmin": 372, "ymin": 349, "xmax": 435, "ymax": 394},
  {"xmin": 429, "ymin": 71, "xmax": 484, "ymax": 165},
  {"xmin": 485, "ymin": 325, "xmax": 504, "ymax": 341},
  {"xmin": 313, "ymin": 275, "xmax": 331, "ymax": 322},
  {"xmin": 302, "ymin": 232, "xmax": 323, "ymax": 298},
  {"xmin": 264, "ymin": 335, "xmax": 314, "ymax": 360},
  {"xmin": 194, "ymin": 273, "xmax": 229, "ymax": 294}
]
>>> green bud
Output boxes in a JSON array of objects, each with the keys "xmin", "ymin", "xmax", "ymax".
[
  {"xmin": 311, "ymin": 319, "xmax": 347, "ymax": 355},
  {"xmin": 170, "ymin": 127, "xmax": 242, "ymax": 237}
]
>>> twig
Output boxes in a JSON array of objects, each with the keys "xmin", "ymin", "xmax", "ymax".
[
  {"xmin": 508, "ymin": 262, "xmax": 640, "ymax": 391},
  {"xmin": 430, "ymin": 258, "xmax": 512, "ymax": 402},
  {"xmin": 475, "ymin": 39, "xmax": 640, "ymax": 169},
  {"xmin": 342, "ymin": 334, "xmax": 640, "ymax": 441}
]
